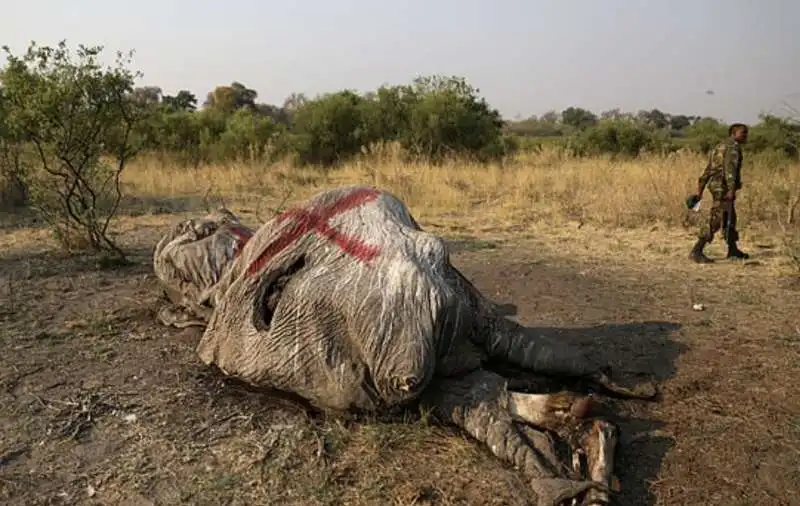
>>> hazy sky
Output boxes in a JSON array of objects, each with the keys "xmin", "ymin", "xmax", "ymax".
[{"xmin": 2, "ymin": 0, "xmax": 798, "ymax": 123}]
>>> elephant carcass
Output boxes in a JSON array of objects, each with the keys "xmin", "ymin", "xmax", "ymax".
[{"xmin": 153, "ymin": 185, "xmax": 657, "ymax": 506}]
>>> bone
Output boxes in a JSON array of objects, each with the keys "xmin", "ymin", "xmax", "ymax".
[
  {"xmin": 580, "ymin": 419, "xmax": 619, "ymax": 506},
  {"xmin": 507, "ymin": 391, "xmax": 594, "ymax": 432},
  {"xmin": 570, "ymin": 449, "xmax": 585, "ymax": 506}
]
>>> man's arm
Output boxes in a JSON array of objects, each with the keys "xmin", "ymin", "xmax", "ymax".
[
  {"xmin": 696, "ymin": 148, "xmax": 718, "ymax": 196},
  {"xmin": 723, "ymin": 142, "xmax": 741, "ymax": 198},
  {"xmin": 697, "ymin": 170, "xmax": 710, "ymax": 196}
]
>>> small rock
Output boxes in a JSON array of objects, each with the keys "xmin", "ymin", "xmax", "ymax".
[
  {"xmin": 122, "ymin": 413, "xmax": 138, "ymax": 423},
  {"xmin": 87, "ymin": 485, "xmax": 96, "ymax": 497},
  {"xmin": 692, "ymin": 303, "xmax": 705, "ymax": 311}
]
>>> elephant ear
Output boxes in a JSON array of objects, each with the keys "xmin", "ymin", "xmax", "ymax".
[
  {"xmin": 194, "ymin": 185, "xmax": 459, "ymax": 412},
  {"xmin": 153, "ymin": 210, "xmax": 252, "ymax": 328}
]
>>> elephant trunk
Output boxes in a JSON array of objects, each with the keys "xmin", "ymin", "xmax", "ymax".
[
  {"xmin": 480, "ymin": 317, "xmax": 599, "ymax": 379},
  {"xmin": 478, "ymin": 316, "xmax": 658, "ymax": 400}
]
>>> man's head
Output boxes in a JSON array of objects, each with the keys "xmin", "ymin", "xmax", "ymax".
[{"xmin": 729, "ymin": 123, "xmax": 749, "ymax": 144}]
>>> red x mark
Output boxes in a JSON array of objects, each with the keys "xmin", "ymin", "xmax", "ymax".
[{"xmin": 247, "ymin": 188, "xmax": 382, "ymax": 276}]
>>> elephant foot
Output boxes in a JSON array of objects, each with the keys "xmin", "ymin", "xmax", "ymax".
[{"xmin": 529, "ymin": 477, "xmax": 609, "ymax": 506}]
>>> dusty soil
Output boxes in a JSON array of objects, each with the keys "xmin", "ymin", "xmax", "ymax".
[{"xmin": 0, "ymin": 215, "xmax": 798, "ymax": 506}]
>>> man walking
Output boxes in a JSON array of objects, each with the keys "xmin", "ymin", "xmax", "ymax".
[{"xmin": 688, "ymin": 123, "xmax": 750, "ymax": 263}]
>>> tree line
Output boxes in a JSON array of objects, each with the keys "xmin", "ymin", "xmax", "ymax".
[
  {"xmin": 2, "ymin": 42, "xmax": 798, "ymax": 171},
  {"xmin": 505, "ymin": 106, "xmax": 799, "ymax": 158},
  {"xmin": 93, "ymin": 82, "xmax": 800, "ymax": 164},
  {"xmin": 0, "ymin": 41, "xmax": 798, "ymax": 257}
]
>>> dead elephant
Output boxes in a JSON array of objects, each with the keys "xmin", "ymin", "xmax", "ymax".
[{"xmin": 153, "ymin": 185, "xmax": 658, "ymax": 506}]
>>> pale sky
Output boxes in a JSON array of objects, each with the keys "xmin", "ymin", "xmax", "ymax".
[{"xmin": 2, "ymin": 0, "xmax": 798, "ymax": 123}]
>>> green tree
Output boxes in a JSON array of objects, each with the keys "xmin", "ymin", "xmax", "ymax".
[
  {"xmin": 636, "ymin": 109, "xmax": 669, "ymax": 130},
  {"xmin": 0, "ymin": 40, "xmax": 141, "ymax": 258},
  {"xmin": 359, "ymin": 84, "xmax": 416, "ymax": 143},
  {"xmin": 163, "ymin": 90, "xmax": 198, "ymax": 112},
  {"xmin": 400, "ymin": 75, "xmax": 506, "ymax": 163},
  {"xmin": 288, "ymin": 90, "xmax": 368, "ymax": 166},
  {"xmin": 0, "ymin": 84, "xmax": 29, "ymax": 207},
  {"xmin": 203, "ymin": 82, "xmax": 258, "ymax": 114},
  {"xmin": 218, "ymin": 108, "xmax": 282, "ymax": 161},
  {"xmin": 567, "ymin": 119, "xmax": 647, "ymax": 157},
  {"xmin": 683, "ymin": 117, "xmax": 726, "ymax": 153},
  {"xmin": 748, "ymin": 113, "xmax": 799, "ymax": 159},
  {"xmin": 669, "ymin": 114, "xmax": 691, "ymax": 132},
  {"xmin": 561, "ymin": 106, "xmax": 598, "ymax": 130}
]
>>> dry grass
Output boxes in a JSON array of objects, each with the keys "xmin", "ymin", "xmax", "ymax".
[
  {"xmin": 113, "ymin": 147, "xmax": 800, "ymax": 277},
  {"xmin": 120, "ymin": 147, "xmax": 800, "ymax": 232}
]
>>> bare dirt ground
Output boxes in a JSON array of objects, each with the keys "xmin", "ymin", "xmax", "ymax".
[{"xmin": 1, "ymin": 210, "xmax": 798, "ymax": 506}]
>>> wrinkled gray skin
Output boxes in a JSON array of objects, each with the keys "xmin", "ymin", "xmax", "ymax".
[
  {"xmin": 153, "ymin": 208, "xmax": 253, "ymax": 327},
  {"xmin": 153, "ymin": 185, "xmax": 657, "ymax": 506}
]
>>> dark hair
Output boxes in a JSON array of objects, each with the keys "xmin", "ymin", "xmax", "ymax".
[{"xmin": 729, "ymin": 123, "xmax": 748, "ymax": 135}]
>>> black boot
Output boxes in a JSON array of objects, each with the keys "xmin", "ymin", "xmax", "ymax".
[
  {"xmin": 689, "ymin": 238, "xmax": 713, "ymax": 263},
  {"xmin": 726, "ymin": 240, "xmax": 750, "ymax": 259}
]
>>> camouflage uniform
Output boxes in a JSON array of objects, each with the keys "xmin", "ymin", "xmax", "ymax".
[
  {"xmin": 696, "ymin": 137, "xmax": 742, "ymax": 243},
  {"xmin": 689, "ymin": 135, "xmax": 749, "ymax": 262}
]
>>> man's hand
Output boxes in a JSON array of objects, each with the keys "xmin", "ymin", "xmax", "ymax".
[{"xmin": 725, "ymin": 189, "xmax": 736, "ymax": 201}]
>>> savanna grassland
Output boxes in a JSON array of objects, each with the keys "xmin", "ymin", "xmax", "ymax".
[
  {"xmin": 2, "ymin": 147, "xmax": 799, "ymax": 506},
  {"xmin": 1, "ymin": 41, "xmax": 799, "ymax": 506}
]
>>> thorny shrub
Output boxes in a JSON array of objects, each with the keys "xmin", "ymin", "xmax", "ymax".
[{"xmin": 0, "ymin": 41, "xmax": 142, "ymax": 258}]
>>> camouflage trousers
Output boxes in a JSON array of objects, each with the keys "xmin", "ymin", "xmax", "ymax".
[{"xmin": 697, "ymin": 196, "xmax": 739, "ymax": 243}]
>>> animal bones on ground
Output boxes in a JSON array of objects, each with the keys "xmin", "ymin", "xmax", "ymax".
[{"xmin": 152, "ymin": 185, "xmax": 658, "ymax": 506}]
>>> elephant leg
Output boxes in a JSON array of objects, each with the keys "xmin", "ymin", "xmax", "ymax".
[
  {"xmin": 504, "ymin": 389, "xmax": 621, "ymax": 506},
  {"xmin": 422, "ymin": 370, "xmax": 608, "ymax": 506}
]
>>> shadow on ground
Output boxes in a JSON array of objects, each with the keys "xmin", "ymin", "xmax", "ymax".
[
  {"xmin": 488, "ymin": 320, "xmax": 684, "ymax": 506},
  {"xmin": 540, "ymin": 321, "xmax": 684, "ymax": 506},
  {"xmin": 0, "ymin": 247, "xmax": 153, "ymax": 280}
]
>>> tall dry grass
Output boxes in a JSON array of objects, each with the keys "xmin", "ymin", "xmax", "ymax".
[{"xmin": 121, "ymin": 146, "xmax": 800, "ymax": 235}]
